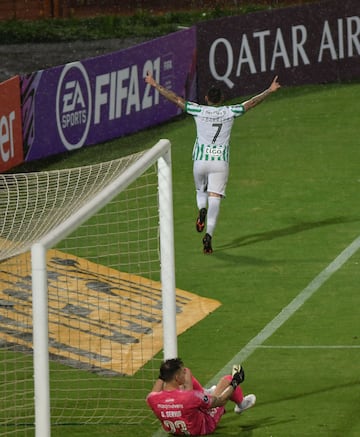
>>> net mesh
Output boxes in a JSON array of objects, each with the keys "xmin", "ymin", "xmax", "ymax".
[
  {"xmin": 0, "ymin": 151, "xmax": 146, "ymax": 261},
  {"xmin": 0, "ymin": 149, "xmax": 164, "ymax": 434}
]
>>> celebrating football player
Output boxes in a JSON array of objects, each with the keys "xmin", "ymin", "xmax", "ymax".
[{"xmin": 145, "ymin": 71, "xmax": 280, "ymax": 254}]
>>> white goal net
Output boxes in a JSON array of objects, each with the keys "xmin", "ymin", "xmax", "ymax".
[{"xmin": 0, "ymin": 139, "xmax": 177, "ymax": 436}]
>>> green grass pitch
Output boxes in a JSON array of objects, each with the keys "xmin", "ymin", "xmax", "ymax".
[{"xmin": 16, "ymin": 81, "xmax": 360, "ymax": 436}]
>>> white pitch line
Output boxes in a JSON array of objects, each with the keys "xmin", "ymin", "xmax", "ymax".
[
  {"xmin": 256, "ymin": 345, "xmax": 360, "ymax": 349},
  {"xmin": 208, "ymin": 234, "xmax": 360, "ymax": 384},
  {"xmin": 152, "ymin": 234, "xmax": 360, "ymax": 437}
]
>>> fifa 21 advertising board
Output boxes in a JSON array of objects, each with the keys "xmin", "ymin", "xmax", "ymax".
[
  {"xmin": 0, "ymin": 76, "xmax": 23, "ymax": 172},
  {"xmin": 21, "ymin": 28, "xmax": 196, "ymax": 161},
  {"xmin": 197, "ymin": 0, "xmax": 360, "ymax": 101}
]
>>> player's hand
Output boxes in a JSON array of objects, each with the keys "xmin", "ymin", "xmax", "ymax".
[
  {"xmin": 145, "ymin": 71, "xmax": 156, "ymax": 87},
  {"xmin": 269, "ymin": 75, "xmax": 280, "ymax": 92},
  {"xmin": 230, "ymin": 365, "xmax": 245, "ymax": 388}
]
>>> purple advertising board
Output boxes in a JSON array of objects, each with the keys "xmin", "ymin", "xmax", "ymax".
[
  {"xmin": 21, "ymin": 27, "xmax": 196, "ymax": 161},
  {"xmin": 197, "ymin": 0, "xmax": 360, "ymax": 101}
]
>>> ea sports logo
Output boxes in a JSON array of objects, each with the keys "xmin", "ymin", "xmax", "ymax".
[{"xmin": 56, "ymin": 62, "xmax": 92, "ymax": 150}]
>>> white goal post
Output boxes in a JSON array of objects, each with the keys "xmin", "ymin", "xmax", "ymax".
[{"xmin": 0, "ymin": 139, "xmax": 178, "ymax": 436}]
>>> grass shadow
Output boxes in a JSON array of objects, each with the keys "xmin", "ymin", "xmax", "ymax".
[
  {"xmin": 259, "ymin": 380, "xmax": 360, "ymax": 407},
  {"xmin": 217, "ymin": 216, "xmax": 359, "ymax": 251},
  {"xmin": 216, "ymin": 415, "xmax": 295, "ymax": 436},
  {"xmin": 214, "ymin": 380, "xmax": 360, "ymax": 436}
]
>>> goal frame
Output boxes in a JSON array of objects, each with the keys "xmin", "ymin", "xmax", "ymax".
[{"xmin": 30, "ymin": 139, "xmax": 177, "ymax": 436}]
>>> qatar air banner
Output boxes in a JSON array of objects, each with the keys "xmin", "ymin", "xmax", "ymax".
[
  {"xmin": 196, "ymin": 0, "xmax": 360, "ymax": 101},
  {"xmin": 21, "ymin": 28, "xmax": 196, "ymax": 161}
]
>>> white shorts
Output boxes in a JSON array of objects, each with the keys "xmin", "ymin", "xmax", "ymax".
[{"xmin": 193, "ymin": 160, "xmax": 229, "ymax": 197}]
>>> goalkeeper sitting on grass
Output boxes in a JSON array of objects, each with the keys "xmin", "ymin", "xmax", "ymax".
[
  {"xmin": 145, "ymin": 71, "xmax": 280, "ymax": 254},
  {"xmin": 146, "ymin": 357, "xmax": 255, "ymax": 435}
]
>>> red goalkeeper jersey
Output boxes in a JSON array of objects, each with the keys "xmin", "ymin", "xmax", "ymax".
[{"xmin": 146, "ymin": 388, "xmax": 225, "ymax": 435}]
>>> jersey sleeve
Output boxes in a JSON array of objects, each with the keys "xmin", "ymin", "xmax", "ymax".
[
  {"xmin": 192, "ymin": 390, "xmax": 213, "ymax": 409},
  {"xmin": 185, "ymin": 101, "xmax": 202, "ymax": 116},
  {"xmin": 230, "ymin": 104, "xmax": 246, "ymax": 117}
]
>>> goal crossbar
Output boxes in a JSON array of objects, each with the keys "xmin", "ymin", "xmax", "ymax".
[{"xmin": 40, "ymin": 139, "xmax": 172, "ymax": 250}]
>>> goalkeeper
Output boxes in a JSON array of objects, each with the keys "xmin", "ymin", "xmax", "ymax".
[
  {"xmin": 146, "ymin": 357, "xmax": 255, "ymax": 435},
  {"xmin": 145, "ymin": 71, "xmax": 280, "ymax": 254}
]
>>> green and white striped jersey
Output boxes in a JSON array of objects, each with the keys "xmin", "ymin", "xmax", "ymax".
[{"xmin": 185, "ymin": 101, "xmax": 245, "ymax": 162}]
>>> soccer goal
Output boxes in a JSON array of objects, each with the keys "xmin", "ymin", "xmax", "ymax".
[{"xmin": 0, "ymin": 139, "xmax": 178, "ymax": 436}]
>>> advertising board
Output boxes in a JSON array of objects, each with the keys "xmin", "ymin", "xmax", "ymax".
[
  {"xmin": 197, "ymin": 0, "xmax": 360, "ymax": 100},
  {"xmin": 0, "ymin": 76, "xmax": 23, "ymax": 172},
  {"xmin": 21, "ymin": 28, "xmax": 196, "ymax": 161}
]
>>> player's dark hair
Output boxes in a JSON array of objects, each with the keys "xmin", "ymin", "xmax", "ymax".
[
  {"xmin": 207, "ymin": 86, "xmax": 223, "ymax": 104},
  {"xmin": 159, "ymin": 357, "xmax": 184, "ymax": 382}
]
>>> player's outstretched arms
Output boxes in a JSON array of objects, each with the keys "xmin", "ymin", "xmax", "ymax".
[
  {"xmin": 242, "ymin": 75, "xmax": 280, "ymax": 112},
  {"xmin": 145, "ymin": 71, "xmax": 185, "ymax": 110},
  {"xmin": 269, "ymin": 75, "xmax": 281, "ymax": 92}
]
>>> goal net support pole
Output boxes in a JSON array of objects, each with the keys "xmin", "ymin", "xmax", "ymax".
[
  {"xmin": 32, "ymin": 243, "xmax": 51, "ymax": 437},
  {"xmin": 30, "ymin": 139, "xmax": 176, "ymax": 437},
  {"xmin": 158, "ymin": 152, "xmax": 177, "ymax": 361}
]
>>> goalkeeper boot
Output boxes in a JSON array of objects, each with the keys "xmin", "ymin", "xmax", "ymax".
[
  {"xmin": 196, "ymin": 208, "xmax": 207, "ymax": 232},
  {"xmin": 234, "ymin": 394, "xmax": 256, "ymax": 414},
  {"xmin": 202, "ymin": 233, "xmax": 213, "ymax": 254}
]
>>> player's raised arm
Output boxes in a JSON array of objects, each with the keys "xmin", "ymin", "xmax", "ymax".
[
  {"xmin": 242, "ymin": 75, "xmax": 280, "ymax": 112},
  {"xmin": 150, "ymin": 377, "xmax": 165, "ymax": 393},
  {"xmin": 145, "ymin": 71, "xmax": 186, "ymax": 110},
  {"xmin": 182, "ymin": 367, "xmax": 194, "ymax": 391}
]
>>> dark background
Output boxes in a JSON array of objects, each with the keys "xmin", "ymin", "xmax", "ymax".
[{"xmin": 0, "ymin": 0, "xmax": 318, "ymax": 21}]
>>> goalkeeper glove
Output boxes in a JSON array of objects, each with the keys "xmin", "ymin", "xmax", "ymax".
[{"xmin": 230, "ymin": 364, "xmax": 245, "ymax": 389}]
